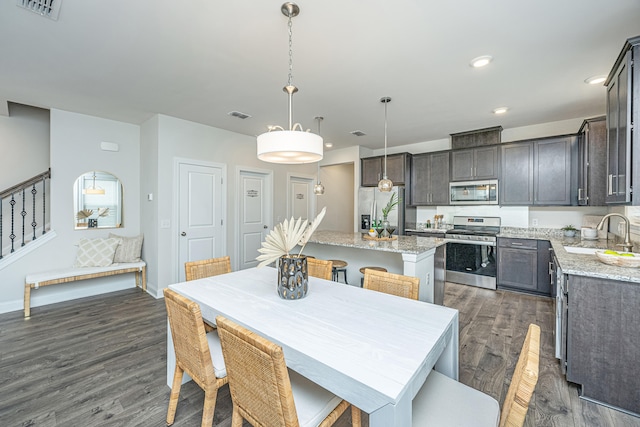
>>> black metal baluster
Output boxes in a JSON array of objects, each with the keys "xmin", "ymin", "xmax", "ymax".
[
  {"xmin": 21, "ymin": 189, "xmax": 27, "ymax": 247},
  {"xmin": 9, "ymin": 194, "xmax": 16, "ymax": 253},
  {"xmin": 32, "ymin": 183, "xmax": 37, "ymax": 241},
  {"xmin": 42, "ymin": 175, "xmax": 47, "ymax": 235}
]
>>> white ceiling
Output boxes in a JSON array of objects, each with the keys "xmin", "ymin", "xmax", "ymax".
[{"xmin": 1, "ymin": 0, "xmax": 639, "ymax": 151}]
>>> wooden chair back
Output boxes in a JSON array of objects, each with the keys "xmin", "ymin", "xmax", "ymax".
[
  {"xmin": 185, "ymin": 256, "xmax": 231, "ymax": 281},
  {"xmin": 216, "ymin": 315, "xmax": 302, "ymax": 426},
  {"xmin": 164, "ymin": 288, "xmax": 228, "ymax": 426},
  {"xmin": 308, "ymin": 258, "xmax": 333, "ymax": 281},
  {"xmin": 216, "ymin": 315, "xmax": 361, "ymax": 427},
  {"xmin": 499, "ymin": 323, "xmax": 541, "ymax": 427},
  {"xmin": 363, "ymin": 269, "xmax": 419, "ymax": 300},
  {"xmin": 164, "ymin": 288, "xmax": 216, "ymax": 386}
]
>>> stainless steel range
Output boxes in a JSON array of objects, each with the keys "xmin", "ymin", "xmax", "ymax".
[{"xmin": 445, "ymin": 216, "xmax": 501, "ymax": 290}]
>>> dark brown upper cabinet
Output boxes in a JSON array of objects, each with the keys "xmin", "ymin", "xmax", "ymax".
[{"xmin": 361, "ymin": 153, "xmax": 411, "ymax": 187}]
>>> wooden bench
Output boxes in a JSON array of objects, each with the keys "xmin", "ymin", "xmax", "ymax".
[{"xmin": 24, "ymin": 261, "xmax": 146, "ymax": 317}]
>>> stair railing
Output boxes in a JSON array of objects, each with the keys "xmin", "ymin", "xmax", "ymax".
[{"xmin": 0, "ymin": 169, "xmax": 51, "ymax": 259}]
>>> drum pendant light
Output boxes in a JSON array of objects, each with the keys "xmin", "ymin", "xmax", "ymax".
[
  {"xmin": 313, "ymin": 117, "xmax": 325, "ymax": 195},
  {"xmin": 84, "ymin": 171, "xmax": 105, "ymax": 195},
  {"xmin": 256, "ymin": 3, "xmax": 323, "ymax": 164},
  {"xmin": 378, "ymin": 97, "xmax": 393, "ymax": 192}
]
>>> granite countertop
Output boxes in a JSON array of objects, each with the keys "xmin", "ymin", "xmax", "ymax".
[
  {"xmin": 308, "ymin": 230, "xmax": 446, "ymax": 255},
  {"xmin": 498, "ymin": 228, "xmax": 640, "ymax": 283},
  {"xmin": 550, "ymin": 239, "xmax": 640, "ymax": 284}
]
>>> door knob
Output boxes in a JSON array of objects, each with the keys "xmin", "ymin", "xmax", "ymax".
[
  {"xmin": 263, "ymin": 225, "xmax": 268, "ymax": 229},
  {"xmin": 181, "ymin": 232, "xmax": 186, "ymax": 236}
]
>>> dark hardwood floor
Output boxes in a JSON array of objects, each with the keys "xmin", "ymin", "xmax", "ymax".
[{"xmin": 0, "ymin": 284, "xmax": 638, "ymax": 426}]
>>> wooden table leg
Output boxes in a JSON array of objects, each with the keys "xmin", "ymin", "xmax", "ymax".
[{"xmin": 24, "ymin": 283, "xmax": 32, "ymax": 318}]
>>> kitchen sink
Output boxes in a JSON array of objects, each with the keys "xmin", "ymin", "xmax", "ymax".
[{"xmin": 563, "ymin": 246, "xmax": 600, "ymax": 254}]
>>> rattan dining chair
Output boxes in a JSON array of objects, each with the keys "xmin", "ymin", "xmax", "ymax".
[
  {"xmin": 307, "ymin": 258, "xmax": 333, "ymax": 281},
  {"xmin": 185, "ymin": 256, "xmax": 231, "ymax": 332},
  {"xmin": 164, "ymin": 289, "xmax": 228, "ymax": 427},
  {"xmin": 362, "ymin": 269, "xmax": 420, "ymax": 300},
  {"xmin": 216, "ymin": 315, "xmax": 362, "ymax": 427},
  {"xmin": 185, "ymin": 256, "xmax": 231, "ymax": 281},
  {"xmin": 412, "ymin": 323, "xmax": 541, "ymax": 427}
]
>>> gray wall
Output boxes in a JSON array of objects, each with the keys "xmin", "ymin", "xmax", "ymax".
[
  {"xmin": 317, "ymin": 163, "xmax": 355, "ymax": 233},
  {"xmin": 0, "ymin": 103, "xmax": 50, "ymax": 189}
]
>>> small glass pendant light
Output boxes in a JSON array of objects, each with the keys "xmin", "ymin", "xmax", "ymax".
[
  {"xmin": 378, "ymin": 97, "xmax": 393, "ymax": 192},
  {"xmin": 313, "ymin": 116, "xmax": 325, "ymax": 195}
]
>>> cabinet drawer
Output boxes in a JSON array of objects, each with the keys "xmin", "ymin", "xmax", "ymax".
[{"xmin": 498, "ymin": 238, "xmax": 537, "ymax": 250}]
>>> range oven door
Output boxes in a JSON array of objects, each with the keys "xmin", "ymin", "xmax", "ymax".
[{"xmin": 445, "ymin": 239, "xmax": 497, "ymax": 290}]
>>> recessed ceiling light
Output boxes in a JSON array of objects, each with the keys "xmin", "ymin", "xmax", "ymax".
[
  {"xmin": 324, "ymin": 142, "xmax": 333, "ymax": 148},
  {"xmin": 470, "ymin": 55, "xmax": 493, "ymax": 68},
  {"xmin": 584, "ymin": 75, "xmax": 606, "ymax": 85},
  {"xmin": 493, "ymin": 107, "xmax": 509, "ymax": 115}
]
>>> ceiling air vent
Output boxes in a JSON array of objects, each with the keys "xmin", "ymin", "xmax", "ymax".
[
  {"xmin": 17, "ymin": 0, "xmax": 61, "ymax": 20},
  {"xmin": 228, "ymin": 111, "xmax": 251, "ymax": 120},
  {"xmin": 350, "ymin": 130, "xmax": 366, "ymax": 137}
]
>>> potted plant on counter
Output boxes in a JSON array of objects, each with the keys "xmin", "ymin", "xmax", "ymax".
[
  {"xmin": 380, "ymin": 192, "xmax": 399, "ymax": 237},
  {"xmin": 562, "ymin": 225, "xmax": 578, "ymax": 237}
]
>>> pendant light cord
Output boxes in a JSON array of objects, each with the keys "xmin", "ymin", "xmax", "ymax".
[
  {"xmin": 384, "ymin": 100, "xmax": 388, "ymax": 178},
  {"xmin": 316, "ymin": 117, "xmax": 323, "ymax": 181},
  {"xmin": 287, "ymin": 14, "xmax": 294, "ymax": 87}
]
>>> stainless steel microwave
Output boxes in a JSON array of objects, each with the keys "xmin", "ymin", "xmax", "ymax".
[{"xmin": 449, "ymin": 180, "xmax": 498, "ymax": 205}]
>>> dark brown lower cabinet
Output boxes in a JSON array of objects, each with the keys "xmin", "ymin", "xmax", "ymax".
[
  {"xmin": 497, "ymin": 238, "xmax": 551, "ymax": 296},
  {"xmin": 566, "ymin": 275, "xmax": 640, "ymax": 415}
]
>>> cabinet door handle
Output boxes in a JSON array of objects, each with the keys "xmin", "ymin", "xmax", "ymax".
[
  {"xmin": 608, "ymin": 174, "xmax": 613, "ymax": 195},
  {"xmin": 511, "ymin": 242, "xmax": 523, "ymax": 246},
  {"xmin": 578, "ymin": 188, "xmax": 583, "ymax": 201}
]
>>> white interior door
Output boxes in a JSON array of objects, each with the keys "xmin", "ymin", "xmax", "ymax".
[
  {"xmin": 178, "ymin": 161, "xmax": 225, "ymax": 282},
  {"xmin": 237, "ymin": 168, "xmax": 273, "ymax": 270},
  {"xmin": 288, "ymin": 175, "xmax": 315, "ymax": 220}
]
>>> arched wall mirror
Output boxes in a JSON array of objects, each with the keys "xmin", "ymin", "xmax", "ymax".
[{"xmin": 74, "ymin": 171, "xmax": 123, "ymax": 229}]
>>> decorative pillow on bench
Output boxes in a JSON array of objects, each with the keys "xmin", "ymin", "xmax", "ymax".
[
  {"xmin": 109, "ymin": 233, "xmax": 144, "ymax": 263},
  {"xmin": 74, "ymin": 238, "xmax": 120, "ymax": 267}
]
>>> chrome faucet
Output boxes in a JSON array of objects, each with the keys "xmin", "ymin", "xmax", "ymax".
[{"xmin": 597, "ymin": 213, "xmax": 634, "ymax": 252}]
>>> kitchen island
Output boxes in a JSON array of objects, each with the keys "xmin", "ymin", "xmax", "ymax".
[
  {"xmin": 305, "ymin": 230, "xmax": 447, "ymax": 304},
  {"xmin": 498, "ymin": 228, "xmax": 640, "ymax": 416},
  {"xmin": 547, "ymin": 239, "xmax": 640, "ymax": 417},
  {"xmin": 499, "ymin": 230, "xmax": 640, "ymax": 417}
]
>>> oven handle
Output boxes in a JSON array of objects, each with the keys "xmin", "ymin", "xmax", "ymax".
[{"xmin": 445, "ymin": 239, "xmax": 496, "ymax": 247}]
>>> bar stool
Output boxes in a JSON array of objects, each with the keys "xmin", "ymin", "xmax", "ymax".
[
  {"xmin": 329, "ymin": 259, "xmax": 348, "ymax": 284},
  {"xmin": 359, "ymin": 266, "xmax": 388, "ymax": 287}
]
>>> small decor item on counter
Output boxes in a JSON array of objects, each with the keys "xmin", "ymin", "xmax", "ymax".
[
  {"xmin": 595, "ymin": 250, "xmax": 640, "ymax": 268},
  {"xmin": 256, "ymin": 207, "xmax": 326, "ymax": 300},
  {"xmin": 582, "ymin": 227, "xmax": 598, "ymax": 239},
  {"xmin": 368, "ymin": 228, "xmax": 377, "ymax": 238},
  {"xmin": 561, "ymin": 225, "xmax": 578, "ymax": 237}
]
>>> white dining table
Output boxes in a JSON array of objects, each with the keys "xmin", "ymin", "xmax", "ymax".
[{"xmin": 167, "ymin": 267, "xmax": 459, "ymax": 426}]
